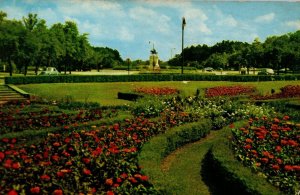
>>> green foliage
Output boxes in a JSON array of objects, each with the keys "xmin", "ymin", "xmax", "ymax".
[
  {"xmin": 231, "ymin": 117, "xmax": 299, "ymax": 194},
  {"xmin": 132, "ymin": 96, "xmax": 167, "ymax": 117},
  {"xmin": 204, "ymin": 124, "xmax": 282, "ymax": 195},
  {"xmin": 0, "ymin": 11, "xmax": 123, "ymax": 76},
  {"xmin": 138, "ymin": 119, "xmax": 212, "ymax": 193},
  {"xmin": 169, "ymin": 31, "xmax": 300, "ymax": 73},
  {"xmin": 5, "ymin": 74, "xmax": 300, "ymax": 84},
  {"xmin": 57, "ymin": 99, "xmax": 101, "ymax": 110},
  {"xmin": 163, "ymin": 120, "xmax": 212, "ymax": 157},
  {"xmin": 117, "ymin": 92, "xmax": 144, "ymax": 101}
]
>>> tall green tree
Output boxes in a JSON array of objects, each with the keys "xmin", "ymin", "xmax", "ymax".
[
  {"xmin": 0, "ymin": 12, "xmax": 25, "ymax": 76},
  {"xmin": 20, "ymin": 13, "xmax": 40, "ymax": 75},
  {"xmin": 49, "ymin": 23, "xmax": 66, "ymax": 72},
  {"xmin": 63, "ymin": 21, "xmax": 79, "ymax": 74}
]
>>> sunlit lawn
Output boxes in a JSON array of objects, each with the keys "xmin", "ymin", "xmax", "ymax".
[{"xmin": 18, "ymin": 80, "xmax": 300, "ymax": 106}]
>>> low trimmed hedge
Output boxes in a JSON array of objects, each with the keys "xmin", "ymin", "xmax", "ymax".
[
  {"xmin": 117, "ymin": 92, "xmax": 144, "ymax": 101},
  {"xmin": 5, "ymin": 74, "xmax": 300, "ymax": 84},
  {"xmin": 204, "ymin": 125, "xmax": 282, "ymax": 195},
  {"xmin": 138, "ymin": 119, "xmax": 212, "ymax": 193}
]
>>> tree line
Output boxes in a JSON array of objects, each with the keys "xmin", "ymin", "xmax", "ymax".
[
  {"xmin": 0, "ymin": 11, "xmax": 123, "ymax": 76},
  {"xmin": 169, "ymin": 30, "xmax": 300, "ymax": 74}
]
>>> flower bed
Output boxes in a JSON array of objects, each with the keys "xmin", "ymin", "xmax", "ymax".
[
  {"xmin": 0, "ymin": 102, "xmax": 115, "ymax": 134},
  {"xmin": 231, "ymin": 116, "xmax": 300, "ymax": 194},
  {"xmin": 251, "ymin": 85, "xmax": 300, "ymax": 100},
  {"xmin": 134, "ymin": 87, "xmax": 179, "ymax": 96},
  {"xmin": 0, "ymin": 101, "xmax": 194, "ymax": 194},
  {"xmin": 205, "ymin": 85, "xmax": 256, "ymax": 98},
  {"xmin": 0, "ymin": 117, "xmax": 159, "ymax": 194}
]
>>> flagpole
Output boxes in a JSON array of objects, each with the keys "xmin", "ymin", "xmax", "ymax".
[{"xmin": 181, "ymin": 17, "xmax": 186, "ymax": 74}]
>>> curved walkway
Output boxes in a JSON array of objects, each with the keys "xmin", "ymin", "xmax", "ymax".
[{"xmin": 160, "ymin": 130, "xmax": 222, "ymax": 195}]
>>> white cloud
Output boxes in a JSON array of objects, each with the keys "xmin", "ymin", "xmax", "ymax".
[
  {"xmin": 285, "ymin": 20, "xmax": 300, "ymax": 29},
  {"xmin": 118, "ymin": 26, "xmax": 135, "ymax": 41},
  {"xmin": 180, "ymin": 7, "xmax": 211, "ymax": 35},
  {"xmin": 80, "ymin": 20, "xmax": 103, "ymax": 38},
  {"xmin": 217, "ymin": 15, "xmax": 238, "ymax": 27},
  {"xmin": 37, "ymin": 8, "xmax": 60, "ymax": 25},
  {"xmin": 213, "ymin": 7, "xmax": 238, "ymax": 27},
  {"xmin": 57, "ymin": 0, "xmax": 125, "ymax": 18},
  {"xmin": 1, "ymin": 6, "xmax": 27, "ymax": 20},
  {"xmin": 144, "ymin": 0, "xmax": 192, "ymax": 9},
  {"xmin": 255, "ymin": 13, "xmax": 275, "ymax": 23},
  {"xmin": 129, "ymin": 6, "xmax": 171, "ymax": 34}
]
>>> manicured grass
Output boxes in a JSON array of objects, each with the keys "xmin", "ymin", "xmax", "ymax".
[
  {"xmin": 18, "ymin": 81, "xmax": 300, "ymax": 106},
  {"xmin": 160, "ymin": 131, "xmax": 219, "ymax": 194}
]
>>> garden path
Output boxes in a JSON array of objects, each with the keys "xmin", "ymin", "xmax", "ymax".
[{"xmin": 160, "ymin": 130, "xmax": 221, "ymax": 195}]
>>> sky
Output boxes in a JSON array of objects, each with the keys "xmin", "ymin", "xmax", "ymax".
[{"xmin": 0, "ymin": 0, "xmax": 300, "ymax": 61}]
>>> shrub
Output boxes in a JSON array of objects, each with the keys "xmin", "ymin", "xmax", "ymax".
[
  {"xmin": 131, "ymin": 96, "xmax": 169, "ymax": 117},
  {"xmin": 204, "ymin": 123, "xmax": 282, "ymax": 195},
  {"xmin": 163, "ymin": 120, "xmax": 212, "ymax": 156},
  {"xmin": 5, "ymin": 74, "xmax": 300, "ymax": 84},
  {"xmin": 117, "ymin": 92, "xmax": 144, "ymax": 101},
  {"xmin": 138, "ymin": 119, "xmax": 212, "ymax": 194}
]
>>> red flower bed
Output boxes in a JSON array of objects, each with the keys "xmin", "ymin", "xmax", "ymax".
[
  {"xmin": 0, "ymin": 103, "xmax": 113, "ymax": 134},
  {"xmin": 134, "ymin": 87, "xmax": 179, "ymax": 96},
  {"xmin": 0, "ymin": 104, "xmax": 192, "ymax": 194},
  {"xmin": 205, "ymin": 85, "xmax": 255, "ymax": 98},
  {"xmin": 231, "ymin": 116, "xmax": 300, "ymax": 193},
  {"xmin": 251, "ymin": 85, "xmax": 300, "ymax": 100},
  {"xmin": 0, "ymin": 117, "xmax": 158, "ymax": 194}
]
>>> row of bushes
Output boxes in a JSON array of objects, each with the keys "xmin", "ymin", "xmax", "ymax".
[
  {"xmin": 5, "ymin": 74, "xmax": 300, "ymax": 84},
  {"xmin": 138, "ymin": 119, "xmax": 212, "ymax": 193},
  {"xmin": 203, "ymin": 124, "xmax": 282, "ymax": 195},
  {"xmin": 117, "ymin": 92, "xmax": 144, "ymax": 101}
]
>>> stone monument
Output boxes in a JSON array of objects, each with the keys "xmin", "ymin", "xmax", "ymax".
[{"xmin": 149, "ymin": 48, "xmax": 160, "ymax": 70}]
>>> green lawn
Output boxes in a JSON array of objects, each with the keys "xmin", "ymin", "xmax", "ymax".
[{"xmin": 18, "ymin": 80, "xmax": 300, "ymax": 106}]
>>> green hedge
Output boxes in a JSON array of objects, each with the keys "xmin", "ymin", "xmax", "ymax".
[
  {"xmin": 117, "ymin": 92, "xmax": 144, "ymax": 101},
  {"xmin": 204, "ymin": 125, "xmax": 282, "ymax": 195},
  {"xmin": 138, "ymin": 119, "xmax": 212, "ymax": 193},
  {"xmin": 163, "ymin": 120, "xmax": 212, "ymax": 157},
  {"xmin": 5, "ymin": 74, "xmax": 300, "ymax": 84}
]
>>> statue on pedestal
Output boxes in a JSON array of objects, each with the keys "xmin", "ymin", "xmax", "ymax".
[{"xmin": 149, "ymin": 48, "xmax": 160, "ymax": 71}]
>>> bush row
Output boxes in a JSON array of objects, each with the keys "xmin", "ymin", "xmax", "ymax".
[
  {"xmin": 5, "ymin": 74, "xmax": 300, "ymax": 84},
  {"xmin": 138, "ymin": 119, "xmax": 212, "ymax": 193},
  {"xmin": 117, "ymin": 92, "xmax": 144, "ymax": 101},
  {"xmin": 203, "ymin": 124, "xmax": 282, "ymax": 195}
]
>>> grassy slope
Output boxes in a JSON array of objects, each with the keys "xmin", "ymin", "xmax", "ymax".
[{"xmin": 18, "ymin": 81, "xmax": 300, "ymax": 106}]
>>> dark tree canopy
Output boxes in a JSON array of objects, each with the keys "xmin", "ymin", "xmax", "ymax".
[
  {"xmin": 0, "ymin": 11, "xmax": 123, "ymax": 75},
  {"xmin": 169, "ymin": 31, "xmax": 300, "ymax": 73}
]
